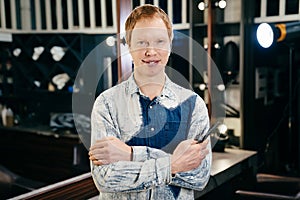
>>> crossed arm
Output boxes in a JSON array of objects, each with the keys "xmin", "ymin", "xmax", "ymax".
[
  {"xmin": 89, "ymin": 95, "xmax": 212, "ymax": 193},
  {"xmin": 89, "ymin": 136, "xmax": 209, "ymax": 175}
]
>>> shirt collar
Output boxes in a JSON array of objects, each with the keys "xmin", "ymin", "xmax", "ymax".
[
  {"xmin": 160, "ymin": 75, "xmax": 176, "ymax": 100},
  {"xmin": 126, "ymin": 74, "xmax": 139, "ymax": 95},
  {"xmin": 126, "ymin": 73, "xmax": 177, "ymax": 101}
]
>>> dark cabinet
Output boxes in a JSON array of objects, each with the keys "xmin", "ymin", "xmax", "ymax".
[
  {"xmin": 0, "ymin": 33, "xmax": 117, "ymax": 198},
  {"xmin": 0, "ymin": 127, "xmax": 89, "ymax": 184},
  {"xmin": 0, "ymin": 33, "xmax": 117, "ymax": 124},
  {"xmin": 0, "ymin": 126, "xmax": 90, "ymax": 199}
]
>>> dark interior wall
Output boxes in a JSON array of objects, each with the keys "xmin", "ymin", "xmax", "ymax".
[
  {"xmin": 168, "ymin": 30, "xmax": 190, "ymax": 89},
  {"xmin": 0, "ymin": 34, "xmax": 118, "ymax": 198},
  {"xmin": 0, "ymin": 34, "xmax": 117, "ymax": 125},
  {"xmin": 297, "ymin": 69, "xmax": 300, "ymax": 172},
  {"xmin": 242, "ymin": 0, "xmax": 300, "ymax": 174},
  {"xmin": 244, "ymin": 25, "xmax": 300, "ymax": 173}
]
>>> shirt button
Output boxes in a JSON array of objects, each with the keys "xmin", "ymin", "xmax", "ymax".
[
  {"xmin": 149, "ymin": 105, "xmax": 153, "ymax": 109},
  {"xmin": 150, "ymin": 127, "xmax": 155, "ymax": 131}
]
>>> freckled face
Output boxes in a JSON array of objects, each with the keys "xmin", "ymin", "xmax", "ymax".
[{"xmin": 129, "ymin": 17, "xmax": 171, "ymax": 78}]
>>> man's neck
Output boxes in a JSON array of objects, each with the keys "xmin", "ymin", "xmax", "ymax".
[{"xmin": 134, "ymin": 73, "xmax": 165, "ymax": 100}]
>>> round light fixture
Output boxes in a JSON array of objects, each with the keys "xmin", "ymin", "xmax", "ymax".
[
  {"xmin": 256, "ymin": 23, "xmax": 274, "ymax": 48},
  {"xmin": 106, "ymin": 36, "xmax": 116, "ymax": 47},
  {"xmin": 199, "ymin": 83, "xmax": 206, "ymax": 91},
  {"xmin": 218, "ymin": 0, "xmax": 227, "ymax": 9},
  {"xmin": 198, "ymin": 2, "xmax": 206, "ymax": 11}
]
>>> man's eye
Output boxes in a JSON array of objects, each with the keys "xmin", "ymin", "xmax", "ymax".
[
  {"xmin": 137, "ymin": 41, "xmax": 147, "ymax": 46},
  {"xmin": 156, "ymin": 40, "xmax": 166, "ymax": 46}
]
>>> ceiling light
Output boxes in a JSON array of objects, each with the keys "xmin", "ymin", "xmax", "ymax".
[
  {"xmin": 198, "ymin": 1, "xmax": 207, "ymax": 11},
  {"xmin": 216, "ymin": 0, "xmax": 227, "ymax": 9},
  {"xmin": 106, "ymin": 36, "xmax": 116, "ymax": 47}
]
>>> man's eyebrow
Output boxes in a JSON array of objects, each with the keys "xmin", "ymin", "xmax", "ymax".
[{"xmin": 133, "ymin": 37, "xmax": 146, "ymax": 41}]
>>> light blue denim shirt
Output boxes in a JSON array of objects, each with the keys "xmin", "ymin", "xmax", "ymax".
[{"xmin": 91, "ymin": 73, "xmax": 212, "ymax": 200}]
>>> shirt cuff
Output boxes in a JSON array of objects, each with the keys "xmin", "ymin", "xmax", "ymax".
[
  {"xmin": 156, "ymin": 156, "xmax": 172, "ymax": 185},
  {"xmin": 132, "ymin": 146, "xmax": 148, "ymax": 162}
]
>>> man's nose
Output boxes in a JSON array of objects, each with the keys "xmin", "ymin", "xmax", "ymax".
[{"xmin": 145, "ymin": 47, "xmax": 157, "ymax": 56}]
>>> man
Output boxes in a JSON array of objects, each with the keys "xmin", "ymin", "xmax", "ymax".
[{"xmin": 89, "ymin": 4, "xmax": 211, "ymax": 199}]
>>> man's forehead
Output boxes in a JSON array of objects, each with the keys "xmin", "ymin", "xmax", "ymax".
[{"xmin": 131, "ymin": 27, "xmax": 168, "ymax": 36}]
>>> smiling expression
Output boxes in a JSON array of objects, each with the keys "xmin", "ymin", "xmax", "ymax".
[{"xmin": 129, "ymin": 17, "xmax": 171, "ymax": 78}]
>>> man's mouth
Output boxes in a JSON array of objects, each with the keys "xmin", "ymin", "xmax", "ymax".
[{"xmin": 142, "ymin": 60, "xmax": 160, "ymax": 65}]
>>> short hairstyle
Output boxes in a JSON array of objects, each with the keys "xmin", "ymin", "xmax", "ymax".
[{"xmin": 125, "ymin": 4, "xmax": 173, "ymax": 47}]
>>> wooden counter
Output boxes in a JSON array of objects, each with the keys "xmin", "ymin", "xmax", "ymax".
[
  {"xmin": 0, "ymin": 124, "xmax": 78, "ymax": 139},
  {"xmin": 0, "ymin": 126, "xmax": 89, "ymax": 185},
  {"xmin": 10, "ymin": 148, "xmax": 257, "ymax": 200},
  {"xmin": 195, "ymin": 148, "xmax": 257, "ymax": 198}
]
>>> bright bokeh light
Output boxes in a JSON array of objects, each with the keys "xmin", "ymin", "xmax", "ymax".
[
  {"xmin": 106, "ymin": 36, "xmax": 116, "ymax": 47},
  {"xmin": 198, "ymin": 2, "xmax": 206, "ymax": 11},
  {"xmin": 199, "ymin": 83, "xmax": 206, "ymax": 91},
  {"xmin": 218, "ymin": 124, "xmax": 228, "ymax": 134},
  {"xmin": 218, "ymin": 0, "xmax": 227, "ymax": 9},
  {"xmin": 256, "ymin": 23, "xmax": 274, "ymax": 48},
  {"xmin": 217, "ymin": 84, "xmax": 225, "ymax": 91}
]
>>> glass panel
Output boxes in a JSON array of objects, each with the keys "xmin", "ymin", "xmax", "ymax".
[
  {"xmin": 285, "ymin": 0, "xmax": 299, "ymax": 14},
  {"xmin": 266, "ymin": 0, "xmax": 279, "ymax": 16}
]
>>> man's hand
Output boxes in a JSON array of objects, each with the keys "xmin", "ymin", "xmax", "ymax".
[
  {"xmin": 171, "ymin": 139, "xmax": 209, "ymax": 174},
  {"xmin": 89, "ymin": 136, "xmax": 132, "ymax": 166}
]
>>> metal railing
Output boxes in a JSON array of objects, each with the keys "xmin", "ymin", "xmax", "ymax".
[
  {"xmin": 0, "ymin": 0, "xmax": 118, "ymax": 33},
  {"xmin": 0, "ymin": 0, "xmax": 189, "ymax": 34},
  {"xmin": 254, "ymin": 0, "xmax": 300, "ymax": 23}
]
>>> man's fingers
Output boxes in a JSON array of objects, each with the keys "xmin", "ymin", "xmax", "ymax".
[
  {"xmin": 90, "ymin": 137, "xmax": 116, "ymax": 150},
  {"xmin": 93, "ymin": 160, "xmax": 109, "ymax": 166},
  {"xmin": 89, "ymin": 155, "xmax": 95, "ymax": 161},
  {"xmin": 89, "ymin": 150, "xmax": 106, "ymax": 160},
  {"xmin": 95, "ymin": 136, "xmax": 115, "ymax": 143},
  {"xmin": 89, "ymin": 152, "xmax": 99, "ymax": 161},
  {"xmin": 89, "ymin": 151, "xmax": 107, "ymax": 165},
  {"xmin": 93, "ymin": 160, "xmax": 102, "ymax": 165},
  {"xmin": 200, "ymin": 149, "xmax": 209, "ymax": 159},
  {"xmin": 90, "ymin": 142, "xmax": 107, "ymax": 150},
  {"xmin": 190, "ymin": 140, "xmax": 198, "ymax": 145},
  {"xmin": 199, "ymin": 139, "xmax": 209, "ymax": 149}
]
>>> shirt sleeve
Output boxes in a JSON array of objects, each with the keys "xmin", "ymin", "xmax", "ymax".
[
  {"xmin": 169, "ymin": 95, "xmax": 212, "ymax": 191},
  {"xmin": 90, "ymin": 94, "xmax": 172, "ymax": 193},
  {"xmin": 126, "ymin": 95, "xmax": 212, "ymax": 191},
  {"xmin": 131, "ymin": 146, "xmax": 170, "ymax": 162},
  {"xmin": 91, "ymin": 93, "xmax": 211, "ymax": 192}
]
